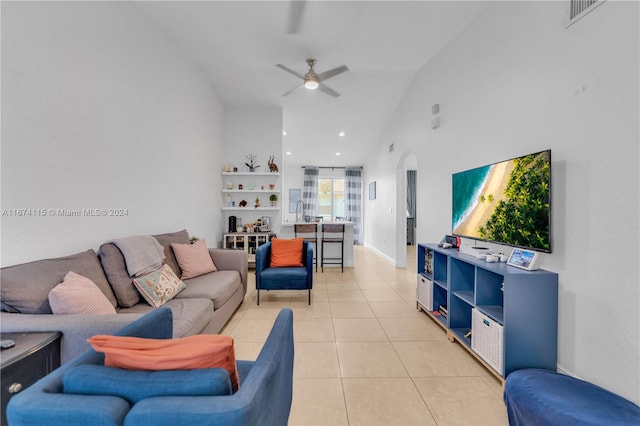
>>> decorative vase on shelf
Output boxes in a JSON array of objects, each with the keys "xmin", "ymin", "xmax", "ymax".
[{"xmin": 245, "ymin": 154, "xmax": 260, "ymax": 172}]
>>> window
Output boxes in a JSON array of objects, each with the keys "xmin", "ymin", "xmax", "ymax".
[{"xmin": 318, "ymin": 178, "xmax": 344, "ymax": 221}]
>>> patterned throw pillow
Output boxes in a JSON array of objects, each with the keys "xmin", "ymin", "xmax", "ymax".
[
  {"xmin": 48, "ymin": 271, "xmax": 117, "ymax": 314},
  {"xmin": 132, "ymin": 265, "xmax": 186, "ymax": 308}
]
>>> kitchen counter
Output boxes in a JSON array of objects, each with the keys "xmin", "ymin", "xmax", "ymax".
[{"xmin": 279, "ymin": 221, "xmax": 354, "ymax": 268}]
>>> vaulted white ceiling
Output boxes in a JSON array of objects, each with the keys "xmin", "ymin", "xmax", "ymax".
[{"xmin": 135, "ymin": 1, "xmax": 488, "ymax": 167}]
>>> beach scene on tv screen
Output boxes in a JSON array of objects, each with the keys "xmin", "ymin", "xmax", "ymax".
[{"xmin": 452, "ymin": 151, "xmax": 550, "ymax": 251}]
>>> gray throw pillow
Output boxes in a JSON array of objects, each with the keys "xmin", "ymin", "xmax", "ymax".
[{"xmin": 98, "ymin": 243, "xmax": 140, "ymax": 308}]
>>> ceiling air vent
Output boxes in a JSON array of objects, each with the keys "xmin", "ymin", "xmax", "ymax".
[{"xmin": 567, "ymin": 0, "xmax": 605, "ymax": 27}]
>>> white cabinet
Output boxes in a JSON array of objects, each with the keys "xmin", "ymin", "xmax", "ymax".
[{"xmin": 222, "ymin": 232, "xmax": 271, "ymax": 264}]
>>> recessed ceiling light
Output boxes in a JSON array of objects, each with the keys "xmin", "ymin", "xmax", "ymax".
[
  {"xmin": 338, "ymin": 131, "xmax": 346, "ymax": 137},
  {"xmin": 285, "ymin": 151, "xmax": 292, "ymax": 155},
  {"xmin": 335, "ymin": 152, "xmax": 341, "ymax": 156},
  {"xmin": 282, "ymin": 130, "xmax": 287, "ymax": 136}
]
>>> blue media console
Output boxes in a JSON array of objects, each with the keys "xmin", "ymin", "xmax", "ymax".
[{"xmin": 416, "ymin": 243, "xmax": 558, "ymax": 381}]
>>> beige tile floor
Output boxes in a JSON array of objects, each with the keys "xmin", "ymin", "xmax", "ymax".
[{"xmin": 221, "ymin": 245, "xmax": 509, "ymax": 426}]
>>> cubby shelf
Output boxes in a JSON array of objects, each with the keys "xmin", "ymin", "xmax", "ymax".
[
  {"xmin": 416, "ymin": 243, "xmax": 558, "ymax": 382},
  {"xmin": 477, "ymin": 305, "xmax": 504, "ymax": 324},
  {"xmin": 452, "ymin": 291, "xmax": 474, "ymax": 306}
]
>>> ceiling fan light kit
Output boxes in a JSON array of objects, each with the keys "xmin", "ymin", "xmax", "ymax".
[
  {"xmin": 277, "ymin": 58, "xmax": 348, "ymax": 97},
  {"xmin": 304, "ymin": 78, "xmax": 319, "ymax": 90}
]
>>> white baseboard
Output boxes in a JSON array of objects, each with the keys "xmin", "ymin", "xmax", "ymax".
[{"xmin": 363, "ymin": 243, "xmax": 396, "ymax": 266}]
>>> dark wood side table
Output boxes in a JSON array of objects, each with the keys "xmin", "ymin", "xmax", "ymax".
[{"xmin": 1, "ymin": 332, "xmax": 61, "ymax": 426}]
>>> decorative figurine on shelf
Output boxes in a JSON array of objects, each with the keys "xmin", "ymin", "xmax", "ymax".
[
  {"xmin": 226, "ymin": 181, "xmax": 233, "ymax": 189},
  {"xmin": 245, "ymin": 154, "xmax": 260, "ymax": 172},
  {"xmin": 267, "ymin": 156, "xmax": 279, "ymax": 173},
  {"xmin": 255, "ymin": 197, "xmax": 261, "ymax": 208},
  {"xmin": 224, "ymin": 163, "xmax": 231, "ymax": 172},
  {"xmin": 239, "ymin": 200, "xmax": 247, "ymax": 207}
]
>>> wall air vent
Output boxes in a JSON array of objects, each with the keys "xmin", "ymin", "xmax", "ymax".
[{"xmin": 567, "ymin": 0, "xmax": 605, "ymax": 27}]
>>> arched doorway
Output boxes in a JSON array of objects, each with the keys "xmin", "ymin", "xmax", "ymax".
[{"xmin": 395, "ymin": 151, "xmax": 418, "ymax": 268}]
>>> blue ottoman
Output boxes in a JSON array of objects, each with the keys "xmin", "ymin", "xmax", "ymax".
[{"xmin": 504, "ymin": 369, "xmax": 640, "ymax": 426}]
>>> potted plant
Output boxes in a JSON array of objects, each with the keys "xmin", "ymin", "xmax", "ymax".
[
  {"xmin": 269, "ymin": 194, "xmax": 278, "ymax": 207},
  {"xmin": 245, "ymin": 154, "xmax": 260, "ymax": 172}
]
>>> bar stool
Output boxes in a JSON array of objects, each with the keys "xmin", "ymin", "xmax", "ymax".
[
  {"xmin": 321, "ymin": 223, "xmax": 345, "ymax": 273},
  {"xmin": 294, "ymin": 223, "xmax": 318, "ymax": 272}
]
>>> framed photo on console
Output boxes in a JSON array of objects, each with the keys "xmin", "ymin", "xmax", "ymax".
[{"xmin": 507, "ymin": 248, "xmax": 540, "ymax": 271}]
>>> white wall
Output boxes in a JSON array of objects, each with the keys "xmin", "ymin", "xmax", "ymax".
[
  {"xmin": 222, "ymin": 107, "xmax": 283, "ymax": 236},
  {"xmin": 364, "ymin": 1, "xmax": 639, "ymax": 403},
  {"xmin": 1, "ymin": 1, "xmax": 225, "ymax": 265}
]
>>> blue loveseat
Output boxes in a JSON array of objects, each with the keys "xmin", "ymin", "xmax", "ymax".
[{"xmin": 7, "ymin": 307, "xmax": 294, "ymax": 426}]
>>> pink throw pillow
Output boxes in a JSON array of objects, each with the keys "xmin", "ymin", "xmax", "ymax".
[
  {"xmin": 49, "ymin": 271, "xmax": 117, "ymax": 314},
  {"xmin": 171, "ymin": 239, "xmax": 217, "ymax": 279}
]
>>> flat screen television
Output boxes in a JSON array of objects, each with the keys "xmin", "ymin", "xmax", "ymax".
[{"xmin": 452, "ymin": 149, "xmax": 551, "ymax": 252}]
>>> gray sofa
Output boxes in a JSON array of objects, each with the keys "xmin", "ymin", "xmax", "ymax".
[{"xmin": 0, "ymin": 230, "xmax": 248, "ymax": 363}]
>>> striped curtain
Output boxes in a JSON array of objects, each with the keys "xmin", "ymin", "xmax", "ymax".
[
  {"xmin": 345, "ymin": 167, "xmax": 362, "ymax": 244},
  {"xmin": 302, "ymin": 167, "xmax": 319, "ymax": 218}
]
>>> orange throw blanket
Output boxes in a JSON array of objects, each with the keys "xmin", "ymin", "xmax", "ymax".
[{"xmin": 88, "ymin": 334, "xmax": 239, "ymax": 392}]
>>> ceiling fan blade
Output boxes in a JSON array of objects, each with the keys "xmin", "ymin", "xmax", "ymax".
[
  {"xmin": 276, "ymin": 63, "xmax": 305, "ymax": 80},
  {"xmin": 317, "ymin": 65, "xmax": 349, "ymax": 82},
  {"xmin": 282, "ymin": 84, "xmax": 302, "ymax": 97},
  {"xmin": 286, "ymin": 0, "xmax": 307, "ymax": 34},
  {"xmin": 318, "ymin": 82, "xmax": 340, "ymax": 98}
]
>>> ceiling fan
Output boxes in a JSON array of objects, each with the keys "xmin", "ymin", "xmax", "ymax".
[{"xmin": 277, "ymin": 58, "xmax": 349, "ymax": 98}]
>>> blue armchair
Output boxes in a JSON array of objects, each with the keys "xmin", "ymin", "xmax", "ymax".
[
  {"xmin": 7, "ymin": 307, "xmax": 295, "ymax": 426},
  {"xmin": 255, "ymin": 241, "xmax": 313, "ymax": 305}
]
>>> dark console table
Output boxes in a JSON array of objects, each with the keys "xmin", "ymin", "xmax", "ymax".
[{"xmin": 1, "ymin": 332, "xmax": 61, "ymax": 426}]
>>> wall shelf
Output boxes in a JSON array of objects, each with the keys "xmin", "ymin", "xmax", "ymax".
[
  {"xmin": 222, "ymin": 190, "xmax": 280, "ymax": 194},
  {"xmin": 221, "ymin": 207, "xmax": 280, "ymax": 211},
  {"xmin": 221, "ymin": 172, "xmax": 280, "ymax": 177}
]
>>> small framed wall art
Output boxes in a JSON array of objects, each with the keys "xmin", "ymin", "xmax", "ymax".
[
  {"xmin": 369, "ymin": 181, "xmax": 376, "ymax": 200},
  {"xmin": 289, "ymin": 188, "xmax": 301, "ymax": 213}
]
